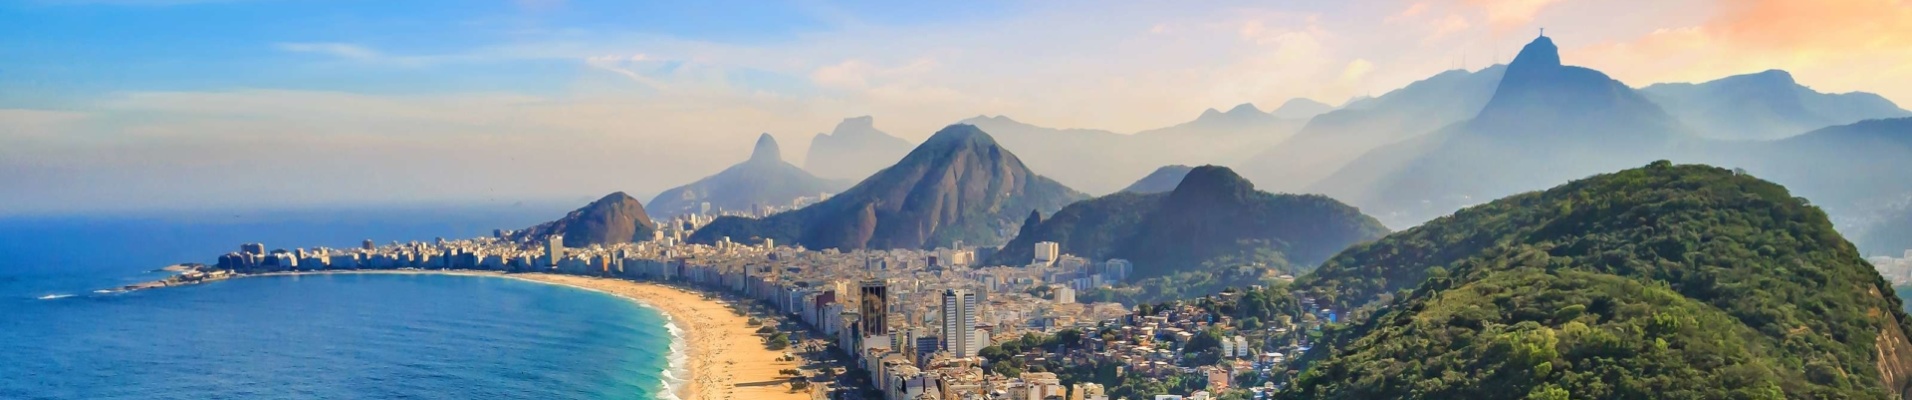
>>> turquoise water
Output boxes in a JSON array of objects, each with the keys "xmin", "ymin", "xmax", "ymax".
[{"xmin": 0, "ymin": 207, "xmax": 682, "ymax": 400}]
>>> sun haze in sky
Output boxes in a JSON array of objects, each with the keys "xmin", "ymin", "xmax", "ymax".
[{"xmin": 1, "ymin": 0, "xmax": 1905, "ymax": 214}]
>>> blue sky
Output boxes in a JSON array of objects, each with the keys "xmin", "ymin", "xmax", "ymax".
[{"xmin": 1, "ymin": 0, "xmax": 1907, "ymax": 215}]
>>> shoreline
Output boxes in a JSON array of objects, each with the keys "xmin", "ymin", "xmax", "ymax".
[{"xmin": 140, "ymin": 269, "xmax": 810, "ymax": 400}]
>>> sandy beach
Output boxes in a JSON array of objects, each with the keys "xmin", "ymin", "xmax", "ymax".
[
  {"xmin": 208, "ymin": 270, "xmax": 811, "ymax": 400},
  {"xmin": 511, "ymin": 273, "xmax": 811, "ymax": 400}
]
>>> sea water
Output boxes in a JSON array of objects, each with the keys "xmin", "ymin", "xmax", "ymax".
[{"xmin": 0, "ymin": 205, "xmax": 682, "ymax": 400}]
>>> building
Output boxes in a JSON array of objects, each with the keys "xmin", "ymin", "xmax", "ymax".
[
  {"xmin": 361, "ymin": 239, "xmax": 376, "ymax": 251},
  {"xmin": 240, "ymin": 243, "xmax": 265, "ymax": 255},
  {"xmin": 1054, "ymin": 285, "xmax": 1076, "ymax": 304},
  {"xmin": 943, "ymin": 289, "xmax": 980, "ymax": 357},
  {"xmin": 1034, "ymin": 242, "xmax": 1061, "ymax": 266},
  {"xmin": 861, "ymin": 280, "xmax": 890, "ymax": 337},
  {"xmin": 543, "ymin": 235, "xmax": 565, "ymax": 268},
  {"xmin": 1102, "ymin": 259, "xmax": 1132, "ymax": 283}
]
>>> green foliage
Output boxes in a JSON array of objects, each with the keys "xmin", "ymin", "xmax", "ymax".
[
  {"xmin": 1001, "ymin": 167, "xmax": 1387, "ymax": 302},
  {"xmin": 1287, "ymin": 162, "xmax": 1912, "ymax": 399},
  {"xmin": 766, "ymin": 332, "xmax": 790, "ymax": 350}
]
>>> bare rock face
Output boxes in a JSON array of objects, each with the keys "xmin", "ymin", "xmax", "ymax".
[{"xmin": 514, "ymin": 192, "xmax": 657, "ymax": 247}]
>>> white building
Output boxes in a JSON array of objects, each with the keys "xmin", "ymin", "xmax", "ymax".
[
  {"xmin": 1034, "ymin": 241, "xmax": 1061, "ymax": 266},
  {"xmin": 943, "ymin": 289, "xmax": 980, "ymax": 357}
]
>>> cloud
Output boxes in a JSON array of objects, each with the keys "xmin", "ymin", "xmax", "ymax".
[
  {"xmin": 1568, "ymin": 0, "xmax": 1912, "ymax": 102},
  {"xmin": 0, "ymin": 109, "xmax": 89, "ymax": 140}
]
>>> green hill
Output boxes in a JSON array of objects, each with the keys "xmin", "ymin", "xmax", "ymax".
[
  {"xmin": 989, "ymin": 166, "xmax": 1387, "ymax": 295},
  {"xmin": 1286, "ymin": 161, "xmax": 1912, "ymax": 399}
]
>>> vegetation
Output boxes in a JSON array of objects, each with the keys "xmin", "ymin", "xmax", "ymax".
[
  {"xmin": 993, "ymin": 166, "xmax": 1387, "ymax": 302},
  {"xmin": 1286, "ymin": 161, "xmax": 1912, "ymax": 399},
  {"xmin": 766, "ymin": 332, "xmax": 791, "ymax": 350}
]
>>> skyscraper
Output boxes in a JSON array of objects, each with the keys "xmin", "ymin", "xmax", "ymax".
[
  {"xmin": 545, "ymin": 235, "xmax": 565, "ymax": 268},
  {"xmin": 859, "ymin": 280, "xmax": 889, "ymax": 337},
  {"xmin": 942, "ymin": 289, "xmax": 979, "ymax": 357}
]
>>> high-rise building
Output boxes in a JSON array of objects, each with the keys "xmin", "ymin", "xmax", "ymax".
[
  {"xmin": 942, "ymin": 289, "xmax": 979, "ymax": 357},
  {"xmin": 859, "ymin": 280, "xmax": 889, "ymax": 337},
  {"xmin": 545, "ymin": 235, "xmax": 565, "ymax": 267},
  {"xmin": 361, "ymin": 239, "xmax": 376, "ymax": 251},
  {"xmin": 240, "ymin": 243, "xmax": 265, "ymax": 255},
  {"xmin": 1103, "ymin": 259, "xmax": 1133, "ymax": 282},
  {"xmin": 1034, "ymin": 241, "xmax": 1061, "ymax": 266}
]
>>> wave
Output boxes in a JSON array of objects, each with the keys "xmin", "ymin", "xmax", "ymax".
[
  {"xmin": 38, "ymin": 294, "xmax": 73, "ymax": 300},
  {"xmin": 654, "ymin": 314, "xmax": 691, "ymax": 400}
]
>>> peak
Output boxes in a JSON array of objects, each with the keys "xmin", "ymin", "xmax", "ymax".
[
  {"xmin": 1199, "ymin": 108, "xmax": 1224, "ymax": 119},
  {"xmin": 832, "ymin": 116, "xmax": 877, "ymax": 134},
  {"xmin": 1271, "ymin": 98, "xmax": 1334, "ymax": 119},
  {"xmin": 1510, "ymin": 36, "xmax": 1561, "ymax": 69},
  {"xmin": 1747, "ymin": 69, "xmax": 1797, "ymax": 84},
  {"xmin": 1226, "ymin": 103, "xmax": 1263, "ymax": 115},
  {"xmin": 923, "ymin": 124, "xmax": 999, "ymax": 148},
  {"xmin": 749, "ymin": 133, "xmax": 782, "ymax": 163},
  {"xmin": 1169, "ymin": 165, "xmax": 1256, "ymax": 199},
  {"xmin": 594, "ymin": 191, "xmax": 639, "ymax": 205}
]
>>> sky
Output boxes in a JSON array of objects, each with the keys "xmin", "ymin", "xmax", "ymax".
[{"xmin": 1, "ymin": 0, "xmax": 1908, "ymax": 215}]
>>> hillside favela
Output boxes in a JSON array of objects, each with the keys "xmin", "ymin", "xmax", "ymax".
[{"xmin": 5, "ymin": 1, "xmax": 1912, "ymax": 400}]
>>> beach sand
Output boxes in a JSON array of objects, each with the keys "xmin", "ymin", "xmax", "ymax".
[
  {"xmin": 511, "ymin": 273, "xmax": 811, "ymax": 400},
  {"xmin": 220, "ymin": 270, "xmax": 811, "ymax": 400}
]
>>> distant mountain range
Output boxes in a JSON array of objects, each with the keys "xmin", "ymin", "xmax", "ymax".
[
  {"xmin": 689, "ymin": 124, "xmax": 1087, "ymax": 250},
  {"xmin": 1310, "ymin": 35, "xmax": 1690, "ymax": 227},
  {"xmin": 1642, "ymin": 69, "xmax": 1909, "ymax": 141},
  {"xmin": 1118, "ymin": 165, "xmax": 1193, "ymax": 194},
  {"xmin": 1287, "ymin": 162, "xmax": 1912, "ymax": 399},
  {"xmin": 804, "ymin": 116, "xmax": 915, "ymax": 180},
  {"xmin": 989, "ymin": 166, "xmax": 1387, "ymax": 281},
  {"xmin": 959, "ymin": 99, "xmax": 1319, "ymax": 194},
  {"xmin": 647, "ymin": 134, "xmax": 851, "ymax": 218},
  {"xmin": 511, "ymin": 192, "xmax": 657, "ymax": 247},
  {"xmin": 1238, "ymin": 65, "xmax": 1507, "ymax": 192}
]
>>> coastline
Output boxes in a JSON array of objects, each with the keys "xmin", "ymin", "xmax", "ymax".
[{"xmin": 173, "ymin": 269, "xmax": 810, "ymax": 400}]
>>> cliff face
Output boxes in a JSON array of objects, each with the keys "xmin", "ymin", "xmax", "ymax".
[
  {"xmin": 690, "ymin": 124, "xmax": 1086, "ymax": 250},
  {"xmin": 514, "ymin": 192, "xmax": 657, "ymax": 247}
]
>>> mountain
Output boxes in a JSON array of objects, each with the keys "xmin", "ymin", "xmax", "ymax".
[
  {"xmin": 647, "ymin": 133, "xmax": 851, "ymax": 218},
  {"xmin": 1311, "ymin": 35, "xmax": 1687, "ymax": 227},
  {"xmin": 1286, "ymin": 162, "xmax": 1912, "ymax": 399},
  {"xmin": 1269, "ymin": 98, "xmax": 1335, "ymax": 120},
  {"xmin": 989, "ymin": 166, "xmax": 1388, "ymax": 281},
  {"xmin": 1642, "ymin": 69, "xmax": 1909, "ymax": 140},
  {"xmin": 1119, "ymin": 165, "xmax": 1193, "ymax": 194},
  {"xmin": 804, "ymin": 116, "xmax": 915, "ymax": 180},
  {"xmin": 958, "ymin": 101, "xmax": 1308, "ymax": 195},
  {"xmin": 1238, "ymin": 65, "xmax": 1507, "ymax": 192},
  {"xmin": 688, "ymin": 124, "xmax": 1088, "ymax": 250},
  {"xmin": 512, "ymin": 192, "xmax": 658, "ymax": 247},
  {"xmin": 1693, "ymin": 118, "xmax": 1912, "ymax": 247}
]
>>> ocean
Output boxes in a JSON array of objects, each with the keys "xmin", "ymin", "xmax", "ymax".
[{"xmin": 0, "ymin": 204, "xmax": 684, "ymax": 400}]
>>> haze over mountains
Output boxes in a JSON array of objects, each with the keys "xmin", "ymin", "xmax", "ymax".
[
  {"xmin": 1642, "ymin": 69, "xmax": 1910, "ymax": 141},
  {"xmin": 689, "ymin": 124, "xmax": 1087, "ymax": 250},
  {"xmin": 990, "ymin": 166, "xmax": 1387, "ymax": 280},
  {"xmin": 803, "ymin": 116, "xmax": 916, "ymax": 181},
  {"xmin": 647, "ymin": 134, "xmax": 851, "ymax": 218},
  {"xmin": 958, "ymin": 99, "xmax": 1324, "ymax": 194},
  {"xmin": 1315, "ymin": 35, "xmax": 1688, "ymax": 227}
]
